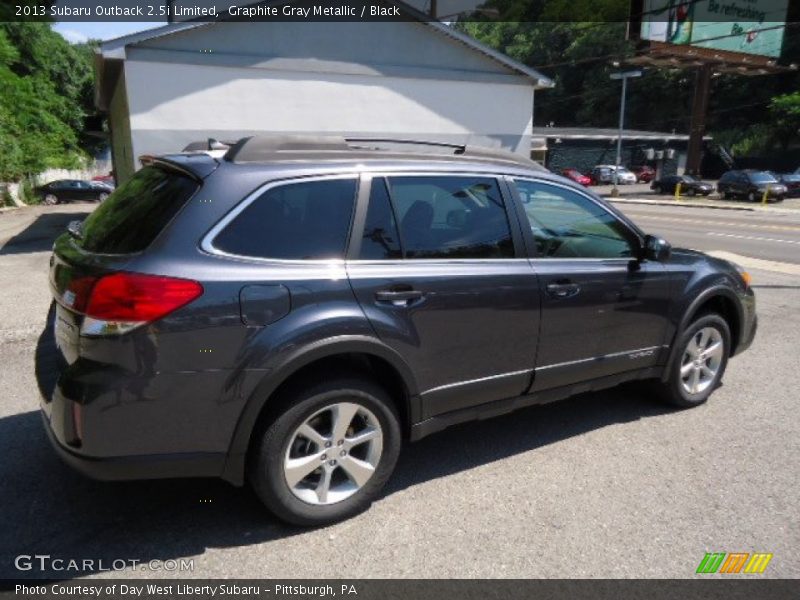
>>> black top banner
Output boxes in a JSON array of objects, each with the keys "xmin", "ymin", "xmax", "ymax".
[{"xmin": 2, "ymin": 0, "xmax": 796, "ymax": 23}]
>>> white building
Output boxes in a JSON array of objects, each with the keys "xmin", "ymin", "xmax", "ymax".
[{"xmin": 95, "ymin": 14, "xmax": 552, "ymax": 183}]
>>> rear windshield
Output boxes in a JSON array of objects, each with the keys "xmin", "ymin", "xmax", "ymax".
[{"xmin": 79, "ymin": 167, "xmax": 199, "ymax": 254}]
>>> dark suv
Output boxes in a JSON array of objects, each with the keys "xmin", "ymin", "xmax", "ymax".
[
  {"xmin": 38, "ymin": 136, "xmax": 757, "ymax": 525},
  {"xmin": 717, "ymin": 170, "xmax": 786, "ymax": 202}
]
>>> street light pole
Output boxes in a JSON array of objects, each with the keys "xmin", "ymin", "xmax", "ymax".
[{"xmin": 609, "ymin": 69, "xmax": 642, "ymax": 197}]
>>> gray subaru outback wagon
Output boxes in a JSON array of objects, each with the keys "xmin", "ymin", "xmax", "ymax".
[{"xmin": 38, "ymin": 136, "xmax": 756, "ymax": 525}]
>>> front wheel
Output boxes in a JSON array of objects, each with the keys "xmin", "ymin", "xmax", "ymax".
[
  {"xmin": 97, "ymin": 192, "xmax": 109, "ymax": 202},
  {"xmin": 43, "ymin": 193, "xmax": 58, "ymax": 205},
  {"xmin": 248, "ymin": 376, "xmax": 401, "ymax": 526},
  {"xmin": 655, "ymin": 314, "xmax": 731, "ymax": 408},
  {"xmin": 747, "ymin": 191, "xmax": 757, "ymax": 202}
]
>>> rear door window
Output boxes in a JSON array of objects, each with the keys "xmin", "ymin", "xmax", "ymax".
[
  {"xmin": 213, "ymin": 177, "xmax": 357, "ymax": 260},
  {"xmin": 385, "ymin": 176, "xmax": 514, "ymax": 259},
  {"xmin": 79, "ymin": 167, "xmax": 199, "ymax": 254}
]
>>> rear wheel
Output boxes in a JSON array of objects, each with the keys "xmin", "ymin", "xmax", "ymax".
[
  {"xmin": 43, "ymin": 193, "xmax": 58, "ymax": 205},
  {"xmin": 654, "ymin": 185, "xmax": 663, "ymax": 194},
  {"xmin": 747, "ymin": 191, "xmax": 757, "ymax": 202},
  {"xmin": 687, "ymin": 187, "xmax": 696, "ymax": 197},
  {"xmin": 248, "ymin": 376, "xmax": 401, "ymax": 526},
  {"xmin": 655, "ymin": 314, "xmax": 730, "ymax": 408}
]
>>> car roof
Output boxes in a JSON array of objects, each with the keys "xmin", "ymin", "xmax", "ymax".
[{"xmin": 172, "ymin": 135, "xmax": 548, "ymax": 172}]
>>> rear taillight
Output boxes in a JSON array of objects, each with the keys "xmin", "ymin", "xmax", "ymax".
[{"xmin": 65, "ymin": 272, "xmax": 202, "ymax": 336}]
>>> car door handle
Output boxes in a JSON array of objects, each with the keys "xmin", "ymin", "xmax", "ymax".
[
  {"xmin": 546, "ymin": 281, "xmax": 580, "ymax": 299},
  {"xmin": 375, "ymin": 289, "xmax": 424, "ymax": 306}
]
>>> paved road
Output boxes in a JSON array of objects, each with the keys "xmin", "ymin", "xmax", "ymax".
[
  {"xmin": 0, "ymin": 204, "xmax": 798, "ymax": 579},
  {"xmin": 614, "ymin": 202, "xmax": 800, "ymax": 265}
]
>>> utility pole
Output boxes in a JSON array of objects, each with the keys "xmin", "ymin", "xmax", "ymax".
[
  {"xmin": 686, "ymin": 65, "xmax": 712, "ymax": 177},
  {"xmin": 429, "ymin": 0, "xmax": 437, "ymax": 18},
  {"xmin": 609, "ymin": 69, "xmax": 642, "ymax": 197}
]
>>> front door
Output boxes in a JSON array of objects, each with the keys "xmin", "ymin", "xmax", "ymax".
[
  {"xmin": 510, "ymin": 178, "xmax": 671, "ymax": 391},
  {"xmin": 347, "ymin": 174, "xmax": 540, "ymax": 419}
]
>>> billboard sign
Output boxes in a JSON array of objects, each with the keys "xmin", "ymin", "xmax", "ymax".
[{"xmin": 640, "ymin": 0, "xmax": 789, "ymax": 58}]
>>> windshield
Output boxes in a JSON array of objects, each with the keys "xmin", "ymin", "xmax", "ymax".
[{"xmin": 749, "ymin": 172, "xmax": 778, "ymax": 183}]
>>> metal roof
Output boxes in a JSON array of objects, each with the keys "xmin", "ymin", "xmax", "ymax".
[{"xmin": 531, "ymin": 127, "xmax": 713, "ymax": 142}]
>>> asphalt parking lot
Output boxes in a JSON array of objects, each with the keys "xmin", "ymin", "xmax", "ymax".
[{"xmin": 0, "ymin": 204, "xmax": 798, "ymax": 579}]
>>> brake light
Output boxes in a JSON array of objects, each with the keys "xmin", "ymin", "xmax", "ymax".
[{"xmin": 78, "ymin": 272, "xmax": 202, "ymax": 336}]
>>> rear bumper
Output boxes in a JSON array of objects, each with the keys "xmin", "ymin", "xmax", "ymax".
[
  {"xmin": 36, "ymin": 314, "xmax": 232, "ymax": 482},
  {"xmin": 41, "ymin": 409, "xmax": 225, "ymax": 481}
]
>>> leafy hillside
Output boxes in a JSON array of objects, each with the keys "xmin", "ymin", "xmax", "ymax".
[{"xmin": 0, "ymin": 23, "xmax": 97, "ymax": 181}]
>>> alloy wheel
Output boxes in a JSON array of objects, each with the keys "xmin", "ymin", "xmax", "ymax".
[
  {"xmin": 680, "ymin": 327, "xmax": 724, "ymax": 395},
  {"xmin": 284, "ymin": 402, "xmax": 383, "ymax": 505}
]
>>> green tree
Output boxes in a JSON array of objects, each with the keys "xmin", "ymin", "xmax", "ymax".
[{"xmin": 0, "ymin": 23, "xmax": 96, "ymax": 181}]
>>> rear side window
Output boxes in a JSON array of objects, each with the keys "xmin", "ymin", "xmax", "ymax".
[
  {"xmin": 383, "ymin": 176, "xmax": 514, "ymax": 259},
  {"xmin": 80, "ymin": 167, "xmax": 199, "ymax": 254},
  {"xmin": 213, "ymin": 178, "xmax": 357, "ymax": 260}
]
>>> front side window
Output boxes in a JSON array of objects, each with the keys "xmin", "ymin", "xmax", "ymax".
[
  {"xmin": 513, "ymin": 179, "xmax": 636, "ymax": 259},
  {"xmin": 213, "ymin": 178, "xmax": 356, "ymax": 260},
  {"xmin": 384, "ymin": 176, "xmax": 514, "ymax": 259}
]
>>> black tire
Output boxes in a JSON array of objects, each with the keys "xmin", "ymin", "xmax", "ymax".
[
  {"xmin": 97, "ymin": 192, "xmax": 109, "ymax": 202},
  {"xmin": 248, "ymin": 376, "xmax": 402, "ymax": 526},
  {"xmin": 774, "ymin": 195, "xmax": 784, "ymax": 203},
  {"xmin": 687, "ymin": 187, "xmax": 696, "ymax": 197},
  {"xmin": 43, "ymin": 193, "xmax": 58, "ymax": 205},
  {"xmin": 722, "ymin": 190, "xmax": 731, "ymax": 200},
  {"xmin": 654, "ymin": 185, "xmax": 662, "ymax": 194},
  {"xmin": 747, "ymin": 191, "xmax": 757, "ymax": 202},
  {"xmin": 654, "ymin": 313, "xmax": 731, "ymax": 408}
]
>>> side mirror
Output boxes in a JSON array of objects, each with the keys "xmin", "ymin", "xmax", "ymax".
[{"xmin": 644, "ymin": 235, "xmax": 671, "ymax": 262}]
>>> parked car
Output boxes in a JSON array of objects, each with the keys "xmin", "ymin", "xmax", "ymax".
[
  {"xmin": 588, "ymin": 166, "xmax": 613, "ymax": 185},
  {"xmin": 35, "ymin": 179, "xmax": 114, "ymax": 205},
  {"xmin": 631, "ymin": 165, "xmax": 656, "ymax": 183},
  {"xmin": 769, "ymin": 172, "xmax": 800, "ymax": 198},
  {"xmin": 91, "ymin": 174, "xmax": 116, "ymax": 189},
  {"xmin": 717, "ymin": 170, "xmax": 786, "ymax": 202},
  {"xmin": 561, "ymin": 168, "xmax": 591, "ymax": 186},
  {"xmin": 651, "ymin": 174, "xmax": 713, "ymax": 196},
  {"xmin": 589, "ymin": 165, "xmax": 637, "ymax": 185},
  {"xmin": 38, "ymin": 136, "xmax": 757, "ymax": 526}
]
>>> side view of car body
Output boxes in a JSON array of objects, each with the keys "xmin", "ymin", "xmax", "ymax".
[
  {"xmin": 36, "ymin": 180, "xmax": 114, "ymax": 205},
  {"xmin": 717, "ymin": 170, "xmax": 786, "ymax": 202},
  {"xmin": 560, "ymin": 168, "xmax": 591, "ymax": 186},
  {"xmin": 589, "ymin": 165, "xmax": 637, "ymax": 185},
  {"xmin": 651, "ymin": 174, "xmax": 713, "ymax": 196},
  {"xmin": 38, "ymin": 136, "xmax": 757, "ymax": 526},
  {"xmin": 769, "ymin": 172, "xmax": 800, "ymax": 198}
]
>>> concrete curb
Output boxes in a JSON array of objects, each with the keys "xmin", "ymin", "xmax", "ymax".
[{"xmin": 606, "ymin": 197, "xmax": 800, "ymax": 214}]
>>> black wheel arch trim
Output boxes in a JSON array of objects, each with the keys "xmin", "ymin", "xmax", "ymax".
[
  {"xmin": 220, "ymin": 335, "xmax": 419, "ymax": 485},
  {"xmin": 661, "ymin": 285, "xmax": 743, "ymax": 382}
]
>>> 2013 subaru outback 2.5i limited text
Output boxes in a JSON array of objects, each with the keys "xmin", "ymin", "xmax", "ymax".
[{"xmin": 38, "ymin": 136, "xmax": 757, "ymax": 525}]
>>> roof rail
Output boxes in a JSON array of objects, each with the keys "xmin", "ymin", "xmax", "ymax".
[{"xmin": 222, "ymin": 134, "xmax": 544, "ymax": 170}]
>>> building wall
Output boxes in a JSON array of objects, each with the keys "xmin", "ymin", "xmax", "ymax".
[
  {"xmin": 544, "ymin": 139, "xmax": 685, "ymax": 177},
  {"xmin": 123, "ymin": 59, "xmax": 534, "ymax": 164}
]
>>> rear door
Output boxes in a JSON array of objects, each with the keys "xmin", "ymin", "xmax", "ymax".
[
  {"xmin": 346, "ymin": 173, "xmax": 540, "ymax": 419},
  {"xmin": 509, "ymin": 178, "xmax": 671, "ymax": 391}
]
